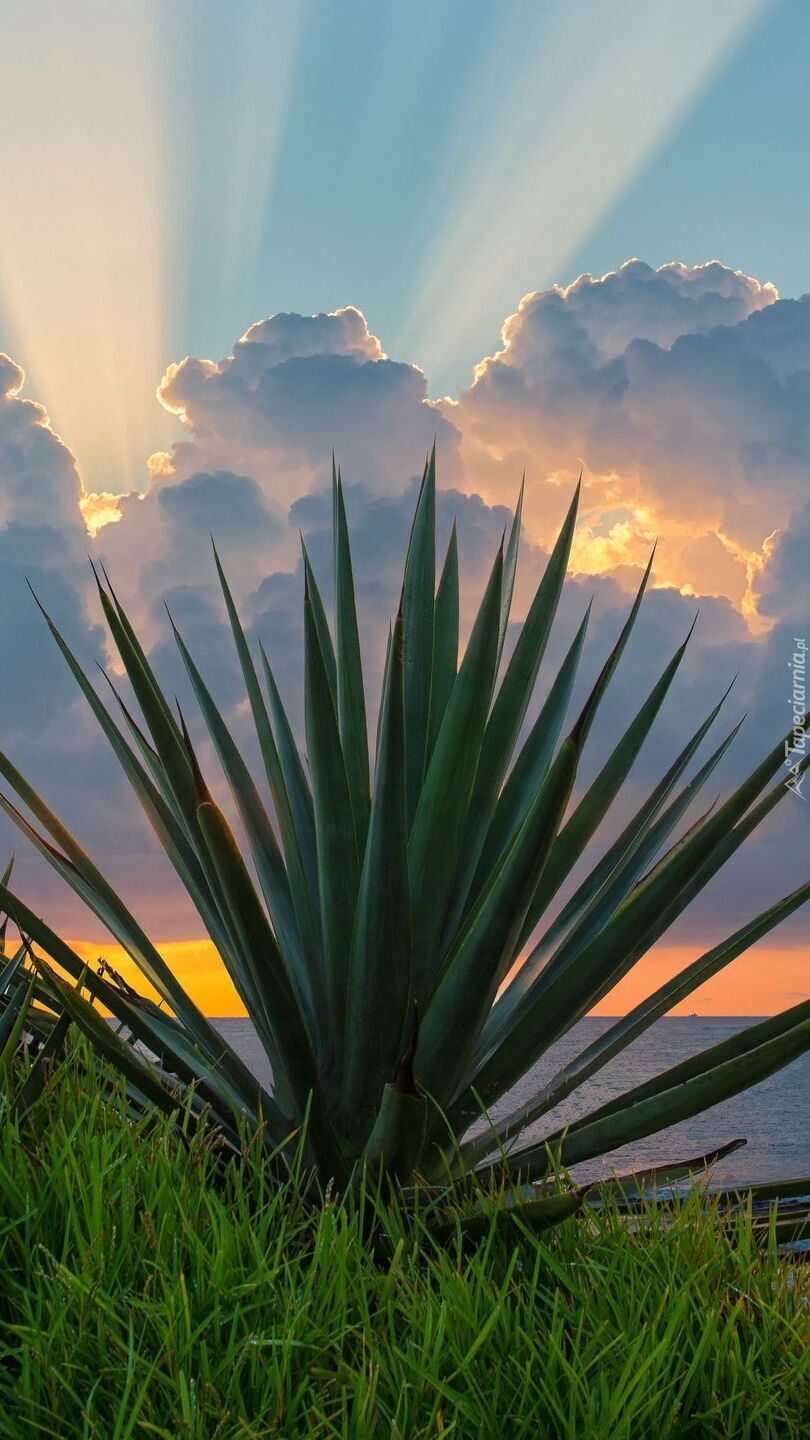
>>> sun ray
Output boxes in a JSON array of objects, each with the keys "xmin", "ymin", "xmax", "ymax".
[
  {"xmin": 0, "ymin": 1, "xmax": 177, "ymax": 498},
  {"xmin": 0, "ymin": 2, "xmax": 303, "ymax": 513},
  {"xmin": 398, "ymin": 0, "xmax": 771, "ymax": 389},
  {"xmin": 164, "ymin": 0, "xmax": 303, "ymax": 348}
]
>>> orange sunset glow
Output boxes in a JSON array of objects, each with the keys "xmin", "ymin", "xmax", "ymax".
[{"xmin": 65, "ymin": 937, "xmax": 806, "ymax": 1021}]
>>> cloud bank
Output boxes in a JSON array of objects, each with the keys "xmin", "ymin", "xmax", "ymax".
[
  {"xmin": 0, "ymin": 261, "xmax": 807, "ymax": 968},
  {"xmin": 446, "ymin": 261, "xmax": 809, "ymax": 617}
]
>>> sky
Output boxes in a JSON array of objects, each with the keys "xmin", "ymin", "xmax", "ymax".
[{"xmin": 0, "ymin": 0, "xmax": 808, "ymax": 1015}]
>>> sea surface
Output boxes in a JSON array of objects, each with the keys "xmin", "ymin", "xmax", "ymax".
[{"xmin": 213, "ymin": 1016, "xmax": 810, "ymax": 1187}]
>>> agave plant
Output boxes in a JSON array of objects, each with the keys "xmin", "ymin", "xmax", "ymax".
[{"xmin": 0, "ymin": 449, "xmax": 809, "ymax": 1199}]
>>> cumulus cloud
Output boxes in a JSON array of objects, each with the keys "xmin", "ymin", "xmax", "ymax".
[
  {"xmin": 445, "ymin": 260, "xmax": 809, "ymax": 618},
  {"xmin": 0, "ymin": 360, "xmax": 167, "ymax": 933},
  {"xmin": 0, "ymin": 357, "xmax": 97, "ymax": 741},
  {"xmin": 96, "ymin": 468, "xmax": 290, "ymax": 646},
  {"xmin": 755, "ymin": 497, "xmax": 810, "ymax": 623},
  {"xmin": 0, "ymin": 354, "xmax": 85, "ymax": 536},
  {"xmin": 92, "ymin": 305, "xmax": 463, "ymax": 629},
  {"xmin": 154, "ymin": 305, "xmax": 461, "ymax": 504},
  {"xmin": 484, "ymin": 261, "xmax": 776, "ymax": 372},
  {"xmin": 0, "ymin": 266, "xmax": 807, "ymax": 958}
]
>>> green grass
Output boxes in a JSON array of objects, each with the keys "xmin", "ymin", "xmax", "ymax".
[{"xmin": 1, "ymin": 1049, "xmax": 808, "ymax": 1439}]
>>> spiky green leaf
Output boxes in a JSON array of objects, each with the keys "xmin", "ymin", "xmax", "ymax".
[
  {"xmin": 408, "ymin": 541, "xmax": 504, "ymax": 1001},
  {"xmin": 334, "ymin": 473, "xmax": 370, "ymax": 839},
  {"xmin": 402, "ymin": 447, "xmax": 436, "ymax": 825},
  {"xmin": 343, "ymin": 613, "xmax": 410, "ymax": 1126},
  {"xmin": 427, "ymin": 521, "xmax": 458, "ymax": 760},
  {"xmin": 304, "ymin": 581, "xmax": 360, "ymax": 1060}
]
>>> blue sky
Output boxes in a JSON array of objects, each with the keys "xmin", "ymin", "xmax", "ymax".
[
  {"xmin": 1, "ymin": 0, "xmax": 807, "ymax": 493},
  {"xmin": 174, "ymin": 0, "xmax": 810, "ymax": 392},
  {"xmin": 567, "ymin": 1, "xmax": 810, "ymax": 307}
]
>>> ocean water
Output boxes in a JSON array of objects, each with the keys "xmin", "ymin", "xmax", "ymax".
[{"xmin": 213, "ymin": 1016, "xmax": 810, "ymax": 1187}]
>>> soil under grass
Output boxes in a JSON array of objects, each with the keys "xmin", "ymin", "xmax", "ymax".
[{"xmin": 1, "ymin": 1050, "xmax": 808, "ymax": 1439}]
